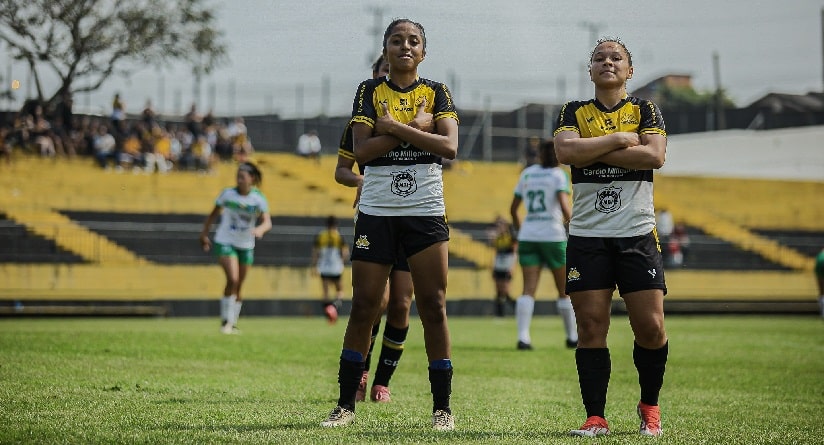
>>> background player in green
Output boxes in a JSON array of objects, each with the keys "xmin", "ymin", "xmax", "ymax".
[
  {"xmin": 200, "ymin": 162, "xmax": 271, "ymax": 334},
  {"xmin": 555, "ymin": 38, "xmax": 668, "ymax": 438},
  {"xmin": 322, "ymin": 18, "xmax": 459, "ymax": 431},
  {"xmin": 509, "ymin": 139, "xmax": 576, "ymax": 350}
]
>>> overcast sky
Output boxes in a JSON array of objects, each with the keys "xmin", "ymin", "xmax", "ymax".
[{"xmin": 4, "ymin": 0, "xmax": 823, "ymax": 118}]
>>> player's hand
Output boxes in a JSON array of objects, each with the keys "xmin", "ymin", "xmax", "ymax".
[
  {"xmin": 408, "ymin": 98, "xmax": 433, "ymax": 132},
  {"xmin": 615, "ymin": 131, "xmax": 641, "ymax": 148},
  {"xmin": 375, "ymin": 102, "xmax": 398, "ymax": 135},
  {"xmin": 253, "ymin": 227, "xmax": 265, "ymax": 239},
  {"xmin": 200, "ymin": 234, "xmax": 211, "ymax": 252}
]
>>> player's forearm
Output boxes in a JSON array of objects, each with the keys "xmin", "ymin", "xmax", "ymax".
[
  {"xmin": 353, "ymin": 134, "xmax": 400, "ymax": 164},
  {"xmin": 595, "ymin": 144, "xmax": 665, "ymax": 170},
  {"xmin": 554, "ymin": 133, "xmax": 625, "ymax": 166},
  {"xmin": 381, "ymin": 119, "xmax": 457, "ymax": 160},
  {"xmin": 335, "ymin": 167, "xmax": 362, "ymax": 188}
]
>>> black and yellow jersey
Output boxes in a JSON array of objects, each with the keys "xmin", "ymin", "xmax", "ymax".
[
  {"xmin": 553, "ymin": 96, "xmax": 666, "ymax": 237},
  {"xmin": 337, "ymin": 123, "xmax": 362, "ymax": 173},
  {"xmin": 492, "ymin": 227, "xmax": 517, "ymax": 254},
  {"xmin": 314, "ymin": 228, "xmax": 346, "ymax": 275},
  {"xmin": 349, "ymin": 76, "xmax": 459, "ymax": 216}
]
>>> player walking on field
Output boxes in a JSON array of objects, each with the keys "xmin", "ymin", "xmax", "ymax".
[
  {"xmin": 312, "ymin": 215, "xmax": 349, "ymax": 324},
  {"xmin": 200, "ymin": 162, "xmax": 272, "ymax": 334},
  {"xmin": 322, "ymin": 18, "xmax": 459, "ymax": 431},
  {"xmin": 554, "ymin": 38, "xmax": 669, "ymax": 437},
  {"xmin": 509, "ymin": 139, "xmax": 577, "ymax": 350}
]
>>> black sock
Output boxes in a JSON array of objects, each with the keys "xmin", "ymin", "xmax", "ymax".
[
  {"xmin": 634, "ymin": 341, "xmax": 668, "ymax": 406},
  {"xmin": 337, "ymin": 357, "xmax": 364, "ymax": 411},
  {"xmin": 428, "ymin": 367, "xmax": 453, "ymax": 414},
  {"xmin": 364, "ymin": 323, "xmax": 380, "ymax": 370},
  {"xmin": 495, "ymin": 292, "xmax": 506, "ymax": 316},
  {"xmin": 575, "ymin": 348, "xmax": 611, "ymax": 418},
  {"xmin": 372, "ymin": 324, "xmax": 408, "ymax": 387}
]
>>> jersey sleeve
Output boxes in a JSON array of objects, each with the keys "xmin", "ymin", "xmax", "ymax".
[
  {"xmin": 257, "ymin": 193, "xmax": 270, "ymax": 215},
  {"xmin": 639, "ymin": 99, "xmax": 667, "ymax": 137},
  {"xmin": 553, "ymin": 101, "xmax": 581, "ymax": 136},
  {"xmin": 350, "ymin": 80, "xmax": 377, "ymax": 129},
  {"xmin": 554, "ymin": 169, "xmax": 570, "ymax": 193},
  {"xmin": 433, "ymin": 82, "xmax": 459, "ymax": 124},
  {"xmin": 214, "ymin": 188, "xmax": 230, "ymax": 207},
  {"xmin": 513, "ymin": 171, "xmax": 526, "ymax": 198},
  {"xmin": 337, "ymin": 123, "xmax": 355, "ymax": 161}
]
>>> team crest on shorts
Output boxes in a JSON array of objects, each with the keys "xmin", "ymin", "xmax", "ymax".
[
  {"xmin": 595, "ymin": 185, "xmax": 622, "ymax": 214},
  {"xmin": 567, "ymin": 267, "xmax": 581, "ymax": 281},
  {"xmin": 390, "ymin": 169, "xmax": 417, "ymax": 197},
  {"xmin": 355, "ymin": 235, "xmax": 370, "ymax": 249}
]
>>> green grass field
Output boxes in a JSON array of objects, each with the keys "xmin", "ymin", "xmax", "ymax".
[{"xmin": 1, "ymin": 315, "xmax": 822, "ymax": 444}]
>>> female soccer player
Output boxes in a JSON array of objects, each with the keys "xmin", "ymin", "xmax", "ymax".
[
  {"xmin": 199, "ymin": 162, "xmax": 271, "ymax": 334},
  {"xmin": 489, "ymin": 216, "xmax": 517, "ymax": 317},
  {"xmin": 322, "ymin": 18, "xmax": 459, "ymax": 431},
  {"xmin": 312, "ymin": 215, "xmax": 349, "ymax": 324},
  {"xmin": 334, "ymin": 54, "xmax": 431, "ymax": 403},
  {"xmin": 554, "ymin": 38, "xmax": 668, "ymax": 438},
  {"xmin": 509, "ymin": 139, "xmax": 576, "ymax": 349}
]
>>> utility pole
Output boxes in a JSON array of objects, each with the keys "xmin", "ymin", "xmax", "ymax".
[
  {"xmin": 579, "ymin": 21, "xmax": 604, "ymax": 48},
  {"xmin": 578, "ymin": 21, "xmax": 604, "ymax": 98},
  {"xmin": 366, "ymin": 6, "xmax": 385, "ymax": 65},
  {"xmin": 713, "ymin": 51, "xmax": 726, "ymax": 130},
  {"xmin": 321, "ymin": 74, "xmax": 330, "ymax": 118}
]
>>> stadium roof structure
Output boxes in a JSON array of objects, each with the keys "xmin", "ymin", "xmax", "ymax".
[{"xmin": 661, "ymin": 125, "xmax": 824, "ymax": 181}]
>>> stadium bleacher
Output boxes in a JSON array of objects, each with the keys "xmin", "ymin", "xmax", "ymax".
[{"xmin": 0, "ymin": 153, "xmax": 820, "ymax": 314}]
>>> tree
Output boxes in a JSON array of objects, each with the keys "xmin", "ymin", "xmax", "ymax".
[
  {"xmin": 0, "ymin": 0, "xmax": 228, "ymax": 108},
  {"xmin": 658, "ymin": 85, "xmax": 736, "ymax": 110}
]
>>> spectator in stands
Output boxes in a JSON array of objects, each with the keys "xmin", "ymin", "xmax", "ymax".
[
  {"xmin": 0, "ymin": 126, "xmax": 11, "ymax": 164},
  {"xmin": 75, "ymin": 116, "xmax": 96, "ymax": 157},
  {"xmin": 488, "ymin": 215, "xmax": 517, "ymax": 317},
  {"xmin": 510, "ymin": 139, "xmax": 576, "ymax": 349},
  {"xmin": 322, "ymin": 18, "xmax": 458, "ymax": 430},
  {"xmin": 191, "ymin": 134, "xmax": 213, "ymax": 172},
  {"xmin": 141, "ymin": 100, "xmax": 157, "ymax": 128},
  {"xmin": 816, "ymin": 248, "xmax": 824, "ymax": 317},
  {"xmin": 297, "ymin": 129, "xmax": 322, "ymax": 163},
  {"xmin": 235, "ymin": 140, "xmax": 254, "ymax": 164},
  {"xmin": 214, "ymin": 119, "xmax": 234, "ymax": 160},
  {"xmin": 52, "ymin": 90, "xmax": 76, "ymax": 157},
  {"xmin": 312, "ymin": 216, "xmax": 349, "ymax": 324},
  {"xmin": 554, "ymin": 37, "xmax": 668, "ymax": 438},
  {"xmin": 166, "ymin": 123, "xmax": 184, "ymax": 169},
  {"xmin": 111, "ymin": 93, "xmax": 126, "ymax": 129},
  {"xmin": 93, "ymin": 124, "xmax": 116, "ymax": 169},
  {"xmin": 8, "ymin": 112, "xmax": 31, "ymax": 153},
  {"xmin": 184, "ymin": 103, "xmax": 203, "ymax": 137},
  {"xmin": 144, "ymin": 125, "xmax": 171, "ymax": 174},
  {"xmin": 199, "ymin": 162, "xmax": 271, "ymax": 334},
  {"xmin": 28, "ymin": 104, "xmax": 59, "ymax": 157},
  {"xmin": 333, "ymin": 53, "xmax": 417, "ymax": 404},
  {"xmin": 117, "ymin": 129, "xmax": 144, "ymax": 172}
]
